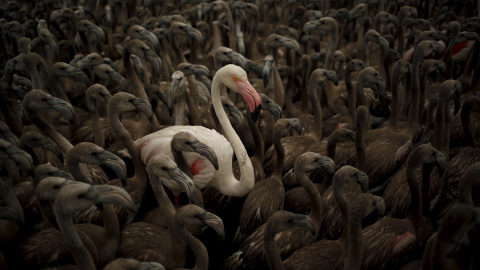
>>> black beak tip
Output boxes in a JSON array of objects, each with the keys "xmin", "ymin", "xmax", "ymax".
[{"xmin": 121, "ymin": 178, "xmax": 127, "ymax": 187}]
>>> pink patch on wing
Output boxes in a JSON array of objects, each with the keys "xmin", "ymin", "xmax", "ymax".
[
  {"xmin": 392, "ymin": 231, "xmax": 415, "ymax": 255},
  {"xmin": 189, "ymin": 159, "xmax": 204, "ymax": 176},
  {"xmin": 139, "ymin": 139, "xmax": 151, "ymax": 151}
]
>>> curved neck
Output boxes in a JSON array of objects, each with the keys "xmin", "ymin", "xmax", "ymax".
[
  {"xmin": 27, "ymin": 108, "xmax": 73, "ymax": 154},
  {"xmin": 101, "ymin": 203, "xmax": 120, "ymax": 263},
  {"xmin": 264, "ymin": 224, "xmax": 285, "ymax": 270},
  {"xmin": 355, "ymin": 74, "xmax": 367, "ymax": 108},
  {"xmin": 185, "ymin": 76, "xmax": 202, "ymax": 125},
  {"xmin": 296, "ymin": 171, "xmax": 322, "ymax": 230},
  {"xmin": 66, "ymin": 155, "xmax": 89, "ymax": 183},
  {"xmin": 56, "ymin": 212, "xmax": 96, "ymax": 270},
  {"xmin": 122, "ymin": 50, "xmax": 150, "ymax": 103},
  {"xmin": 169, "ymin": 33, "xmax": 187, "ymax": 66},
  {"xmin": 211, "ymin": 77, "xmax": 254, "ymax": 196},
  {"xmin": 176, "ymin": 223, "xmax": 209, "ymax": 270},
  {"xmin": 108, "ymin": 106, "xmax": 148, "ymax": 191},
  {"xmin": 459, "ymin": 176, "xmax": 474, "ymax": 205}
]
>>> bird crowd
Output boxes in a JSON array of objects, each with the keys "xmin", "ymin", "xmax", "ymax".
[{"xmin": 1, "ymin": 0, "xmax": 480, "ymax": 269}]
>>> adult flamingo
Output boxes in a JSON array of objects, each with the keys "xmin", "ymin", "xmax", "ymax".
[{"xmin": 129, "ymin": 64, "xmax": 261, "ymax": 197}]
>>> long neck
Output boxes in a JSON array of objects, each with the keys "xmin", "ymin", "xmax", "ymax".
[
  {"xmin": 433, "ymin": 99, "xmax": 446, "ymax": 152},
  {"xmin": 170, "ymin": 33, "xmax": 187, "ymax": 66},
  {"xmin": 91, "ymin": 110, "xmax": 105, "ymax": 148},
  {"xmin": 272, "ymin": 63, "xmax": 284, "ymax": 108},
  {"xmin": 51, "ymin": 73, "xmax": 73, "ymax": 104},
  {"xmin": 406, "ymin": 159, "xmax": 422, "ymax": 231},
  {"xmin": 176, "ymin": 223, "xmax": 209, "ymax": 270},
  {"xmin": 56, "ymin": 212, "xmax": 96, "ymax": 270},
  {"xmin": 28, "ymin": 108, "xmax": 73, "ymax": 154},
  {"xmin": 418, "ymin": 68, "xmax": 429, "ymax": 123},
  {"xmin": 66, "ymin": 155, "xmax": 89, "ymax": 183},
  {"xmin": 248, "ymin": 111, "xmax": 264, "ymax": 178},
  {"xmin": 355, "ymin": 74, "xmax": 367, "ymax": 108},
  {"xmin": 387, "ymin": 71, "xmax": 403, "ymax": 130},
  {"xmin": 264, "ymin": 225, "xmax": 285, "ymax": 270},
  {"xmin": 185, "ymin": 76, "xmax": 201, "ymax": 124},
  {"xmin": 150, "ymin": 175, "xmax": 185, "ymax": 255},
  {"xmin": 101, "ymin": 203, "xmax": 120, "ymax": 264},
  {"xmin": 334, "ymin": 181, "xmax": 350, "ymax": 243},
  {"xmin": 272, "ymin": 132, "xmax": 285, "ymax": 180},
  {"xmin": 297, "ymin": 171, "xmax": 322, "ymax": 230},
  {"xmin": 109, "ymin": 107, "xmax": 147, "ymax": 190},
  {"xmin": 174, "ymin": 84, "xmax": 186, "ymax": 126},
  {"xmin": 309, "ymin": 79, "xmax": 322, "ymax": 141},
  {"xmin": 397, "ymin": 17, "xmax": 405, "ymax": 56},
  {"xmin": 346, "ymin": 66, "xmax": 356, "ymax": 121},
  {"xmin": 211, "ymin": 78, "xmax": 254, "ymax": 196},
  {"xmin": 400, "ymin": 73, "xmax": 412, "ymax": 121},
  {"xmin": 325, "ymin": 28, "xmax": 338, "ymax": 70},
  {"xmin": 344, "ymin": 213, "xmax": 363, "ymax": 270},
  {"xmin": 406, "ymin": 52, "xmax": 422, "ymax": 134},
  {"xmin": 122, "ymin": 50, "xmax": 150, "ymax": 104}
]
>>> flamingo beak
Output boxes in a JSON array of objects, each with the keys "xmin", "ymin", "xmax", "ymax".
[{"xmin": 235, "ymin": 78, "xmax": 262, "ymax": 123}]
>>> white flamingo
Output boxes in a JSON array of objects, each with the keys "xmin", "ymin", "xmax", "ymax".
[{"xmin": 126, "ymin": 64, "xmax": 262, "ymax": 197}]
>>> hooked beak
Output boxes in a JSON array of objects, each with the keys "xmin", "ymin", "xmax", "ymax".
[
  {"xmin": 190, "ymin": 140, "xmax": 219, "ymax": 170},
  {"xmin": 0, "ymin": 206, "xmax": 24, "ymax": 226},
  {"xmin": 84, "ymin": 185, "xmax": 137, "ymax": 213},
  {"xmin": 227, "ymin": 51, "xmax": 249, "ymax": 72},
  {"xmin": 7, "ymin": 145, "xmax": 34, "ymax": 172},
  {"xmin": 47, "ymin": 96, "xmax": 75, "ymax": 124},
  {"xmin": 326, "ymin": 70, "xmax": 338, "ymax": 86},
  {"xmin": 234, "ymin": 78, "xmax": 262, "ymax": 123},
  {"xmin": 289, "ymin": 118, "xmax": 302, "ymax": 134},
  {"xmin": 262, "ymin": 59, "xmax": 273, "ymax": 88},
  {"xmin": 96, "ymin": 151, "xmax": 128, "ymax": 186},
  {"xmin": 267, "ymin": 103, "xmax": 283, "ymax": 122},
  {"xmin": 199, "ymin": 211, "xmax": 225, "ymax": 241},
  {"xmin": 357, "ymin": 171, "xmax": 370, "ymax": 193},
  {"xmin": 131, "ymin": 97, "xmax": 154, "ymax": 122},
  {"xmin": 320, "ymin": 156, "xmax": 335, "ymax": 174},
  {"xmin": 167, "ymin": 167, "xmax": 196, "ymax": 204},
  {"xmin": 294, "ymin": 215, "xmax": 316, "ymax": 235},
  {"xmin": 40, "ymin": 137, "xmax": 64, "ymax": 163},
  {"xmin": 144, "ymin": 49, "xmax": 163, "ymax": 78},
  {"xmin": 65, "ymin": 65, "xmax": 91, "ymax": 87},
  {"xmin": 278, "ymin": 36, "xmax": 302, "ymax": 56}
]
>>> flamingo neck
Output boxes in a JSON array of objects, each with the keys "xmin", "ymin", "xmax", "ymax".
[
  {"xmin": 345, "ymin": 211, "xmax": 364, "ymax": 270},
  {"xmin": 325, "ymin": 27, "xmax": 338, "ymax": 70},
  {"xmin": 309, "ymin": 77, "xmax": 323, "ymax": 141},
  {"xmin": 175, "ymin": 221, "xmax": 209, "ymax": 270},
  {"xmin": 56, "ymin": 212, "xmax": 96, "ymax": 270},
  {"xmin": 406, "ymin": 159, "xmax": 422, "ymax": 231},
  {"xmin": 461, "ymin": 105, "xmax": 477, "ymax": 148},
  {"xmin": 334, "ymin": 180, "xmax": 350, "ymax": 243},
  {"xmin": 387, "ymin": 71, "xmax": 403, "ymax": 130},
  {"xmin": 272, "ymin": 131, "xmax": 285, "ymax": 180},
  {"xmin": 109, "ymin": 106, "xmax": 148, "ymax": 189},
  {"xmin": 346, "ymin": 66, "xmax": 356, "ymax": 121},
  {"xmin": 28, "ymin": 108, "xmax": 73, "ymax": 154},
  {"xmin": 272, "ymin": 63, "xmax": 284, "ymax": 108},
  {"xmin": 101, "ymin": 203, "xmax": 120, "ymax": 264},
  {"xmin": 66, "ymin": 155, "xmax": 89, "ymax": 184},
  {"xmin": 297, "ymin": 171, "xmax": 322, "ymax": 230},
  {"xmin": 211, "ymin": 76, "xmax": 254, "ymax": 196},
  {"xmin": 264, "ymin": 224, "xmax": 285, "ymax": 270}
]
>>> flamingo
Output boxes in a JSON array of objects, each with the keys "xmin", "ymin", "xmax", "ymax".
[{"xmin": 126, "ymin": 64, "xmax": 261, "ymax": 197}]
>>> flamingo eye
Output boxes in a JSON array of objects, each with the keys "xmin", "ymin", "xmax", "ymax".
[{"xmin": 232, "ymin": 76, "xmax": 238, "ymax": 81}]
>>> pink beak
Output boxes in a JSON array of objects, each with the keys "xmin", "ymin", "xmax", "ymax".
[{"xmin": 235, "ymin": 78, "xmax": 262, "ymax": 122}]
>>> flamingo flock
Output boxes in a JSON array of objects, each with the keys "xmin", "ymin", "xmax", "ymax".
[{"xmin": 1, "ymin": 0, "xmax": 480, "ymax": 269}]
